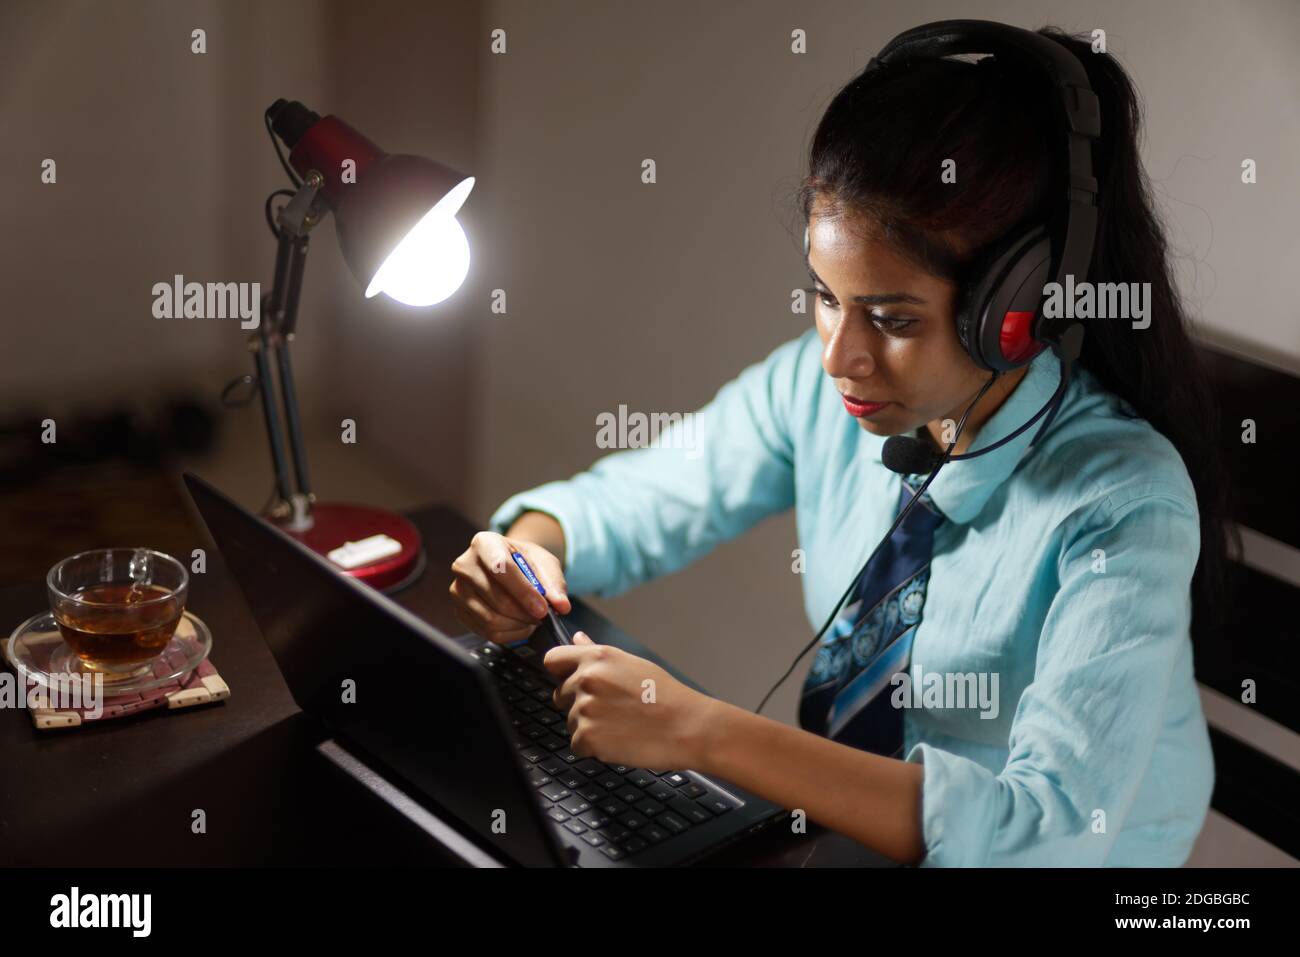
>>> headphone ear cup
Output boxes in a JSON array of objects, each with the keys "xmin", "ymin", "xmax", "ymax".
[{"xmin": 960, "ymin": 224, "xmax": 1052, "ymax": 371}]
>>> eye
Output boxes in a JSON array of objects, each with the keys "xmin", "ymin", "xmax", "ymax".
[
  {"xmin": 869, "ymin": 312, "xmax": 917, "ymax": 334},
  {"xmin": 804, "ymin": 286, "xmax": 838, "ymax": 309}
]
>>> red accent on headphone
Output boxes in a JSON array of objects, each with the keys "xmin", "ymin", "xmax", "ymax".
[{"xmin": 1000, "ymin": 311, "xmax": 1043, "ymax": 364}]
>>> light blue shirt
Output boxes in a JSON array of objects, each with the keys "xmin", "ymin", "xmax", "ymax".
[{"xmin": 489, "ymin": 329, "xmax": 1215, "ymax": 866}]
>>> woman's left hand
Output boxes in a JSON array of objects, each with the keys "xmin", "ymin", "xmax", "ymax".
[{"xmin": 542, "ymin": 632, "xmax": 717, "ymax": 771}]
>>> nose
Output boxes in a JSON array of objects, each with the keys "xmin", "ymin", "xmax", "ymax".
[{"xmin": 821, "ymin": 312, "xmax": 877, "ymax": 381}]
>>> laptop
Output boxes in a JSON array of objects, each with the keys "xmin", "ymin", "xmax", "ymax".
[{"xmin": 183, "ymin": 473, "xmax": 785, "ymax": 867}]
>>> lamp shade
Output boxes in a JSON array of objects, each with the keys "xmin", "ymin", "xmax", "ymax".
[{"xmin": 269, "ymin": 100, "xmax": 474, "ymax": 306}]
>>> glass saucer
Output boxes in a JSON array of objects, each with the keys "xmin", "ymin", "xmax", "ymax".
[{"xmin": 6, "ymin": 610, "xmax": 212, "ymax": 696}]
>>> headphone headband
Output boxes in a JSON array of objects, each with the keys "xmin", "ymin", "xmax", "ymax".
[{"xmin": 864, "ymin": 20, "xmax": 1101, "ymax": 363}]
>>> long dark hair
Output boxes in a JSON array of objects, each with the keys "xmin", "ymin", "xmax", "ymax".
[{"xmin": 797, "ymin": 26, "xmax": 1234, "ymax": 632}]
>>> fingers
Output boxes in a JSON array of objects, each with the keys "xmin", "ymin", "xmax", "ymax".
[
  {"xmin": 449, "ymin": 578, "xmax": 536, "ymax": 644},
  {"xmin": 475, "ymin": 533, "xmax": 551, "ymax": 619},
  {"xmin": 537, "ymin": 567, "xmax": 571, "ymax": 615},
  {"xmin": 554, "ymin": 668, "xmax": 582, "ymax": 713},
  {"xmin": 542, "ymin": 635, "xmax": 602, "ymax": 676},
  {"xmin": 451, "ymin": 552, "xmax": 536, "ymax": 624}
]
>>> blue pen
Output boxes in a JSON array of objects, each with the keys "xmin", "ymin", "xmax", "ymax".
[{"xmin": 510, "ymin": 550, "xmax": 573, "ymax": 645}]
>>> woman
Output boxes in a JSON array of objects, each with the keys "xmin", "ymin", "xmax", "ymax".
[{"xmin": 449, "ymin": 25, "xmax": 1227, "ymax": 866}]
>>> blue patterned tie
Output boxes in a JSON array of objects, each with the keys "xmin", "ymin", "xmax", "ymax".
[{"xmin": 799, "ymin": 476, "xmax": 944, "ymax": 757}]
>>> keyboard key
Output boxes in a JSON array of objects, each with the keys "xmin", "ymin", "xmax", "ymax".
[
  {"xmin": 617, "ymin": 812, "xmax": 647, "ymax": 830},
  {"xmin": 595, "ymin": 773, "xmax": 624, "ymax": 791},
  {"xmin": 576, "ymin": 785, "xmax": 604, "ymax": 802},
  {"xmin": 558, "ymin": 795, "xmax": 592, "ymax": 815},
  {"xmin": 580, "ymin": 832, "xmax": 604, "ymax": 847},
  {"xmin": 640, "ymin": 824, "xmax": 670, "ymax": 844},
  {"xmin": 539, "ymin": 735, "xmax": 568, "ymax": 752},
  {"xmin": 597, "ymin": 797, "xmax": 629, "ymax": 818},
  {"xmin": 574, "ymin": 760, "xmax": 606, "ymax": 778},
  {"xmin": 598, "ymin": 826, "xmax": 633, "ymax": 844},
  {"xmin": 526, "ymin": 770, "xmax": 552, "ymax": 789},
  {"xmin": 578, "ymin": 810, "xmax": 610, "ymax": 829},
  {"xmin": 519, "ymin": 746, "xmax": 546, "ymax": 764},
  {"xmin": 662, "ymin": 772, "xmax": 690, "ymax": 788},
  {"xmin": 656, "ymin": 812, "xmax": 690, "ymax": 834},
  {"xmin": 546, "ymin": 807, "xmax": 571, "ymax": 824},
  {"xmin": 555, "ymin": 749, "xmax": 580, "ymax": 764},
  {"xmin": 622, "ymin": 837, "xmax": 649, "ymax": 855},
  {"xmin": 614, "ymin": 787, "xmax": 643, "ymax": 805},
  {"xmin": 668, "ymin": 796, "xmax": 713, "ymax": 825},
  {"xmin": 599, "ymin": 844, "xmax": 626, "ymax": 861},
  {"xmin": 680, "ymin": 783, "xmax": 707, "ymax": 799},
  {"xmin": 535, "ymin": 710, "xmax": 563, "ymax": 726},
  {"xmin": 625, "ymin": 769, "xmax": 656, "ymax": 788},
  {"xmin": 563, "ymin": 820, "xmax": 587, "ymax": 835},
  {"xmin": 538, "ymin": 757, "xmax": 565, "ymax": 776},
  {"xmin": 556, "ymin": 767, "xmax": 586, "ymax": 789},
  {"xmin": 539, "ymin": 782, "xmax": 571, "ymax": 802},
  {"xmin": 646, "ymin": 782, "xmax": 676, "ymax": 802},
  {"xmin": 634, "ymin": 798, "xmax": 665, "ymax": 817},
  {"xmin": 699, "ymin": 793, "xmax": 740, "ymax": 815}
]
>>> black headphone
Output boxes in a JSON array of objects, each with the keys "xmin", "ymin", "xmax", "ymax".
[
  {"xmin": 807, "ymin": 19, "xmax": 1099, "ymax": 371},
  {"xmin": 762, "ymin": 20, "xmax": 1103, "ymax": 714}
]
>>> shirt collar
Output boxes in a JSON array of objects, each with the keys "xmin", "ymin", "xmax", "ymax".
[{"xmin": 863, "ymin": 347, "xmax": 1065, "ymax": 525}]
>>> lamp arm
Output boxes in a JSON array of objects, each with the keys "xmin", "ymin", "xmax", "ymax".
[{"xmin": 253, "ymin": 177, "xmax": 326, "ymax": 523}]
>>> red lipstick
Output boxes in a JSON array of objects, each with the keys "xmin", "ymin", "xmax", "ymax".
[{"xmin": 841, "ymin": 393, "xmax": 890, "ymax": 418}]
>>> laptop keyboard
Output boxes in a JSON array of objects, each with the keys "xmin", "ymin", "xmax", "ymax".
[{"xmin": 469, "ymin": 639, "xmax": 743, "ymax": 862}]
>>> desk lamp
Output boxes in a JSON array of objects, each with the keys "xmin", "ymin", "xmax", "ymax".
[{"xmin": 232, "ymin": 98, "xmax": 474, "ymax": 592}]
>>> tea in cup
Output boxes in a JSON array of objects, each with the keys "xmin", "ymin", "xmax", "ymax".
[{"xmin": 47, "ymin": 548, "xmax": 189, "ymax": 674}]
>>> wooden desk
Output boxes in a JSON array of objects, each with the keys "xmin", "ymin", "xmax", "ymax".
[{"xmin": 0, "ymin": 478, "xmax": 890, "ymax": 867}]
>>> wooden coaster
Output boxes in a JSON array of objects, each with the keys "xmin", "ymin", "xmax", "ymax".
[{"xmin": 6, "ymin": 651, "xmax": 229, "ymax": 730}]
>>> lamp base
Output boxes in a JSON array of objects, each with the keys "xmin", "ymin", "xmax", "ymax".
[{"xmin": 279, "ymin": 502, "xmax": 425, "ymax": 594}]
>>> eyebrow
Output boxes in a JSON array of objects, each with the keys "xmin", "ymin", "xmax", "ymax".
[{"xmin": 805, "ymin": 259, "xmax": 928, "ymax": 306}]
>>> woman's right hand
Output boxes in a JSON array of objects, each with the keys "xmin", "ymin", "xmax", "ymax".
[{"xmin": 448, "ymin": 531, "xmax": 571, "ymax": 644}]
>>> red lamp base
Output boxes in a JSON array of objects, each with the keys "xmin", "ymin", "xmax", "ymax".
[{"xmin": 278, "ymin": 502, "xmax": 425, "ymax": 594}]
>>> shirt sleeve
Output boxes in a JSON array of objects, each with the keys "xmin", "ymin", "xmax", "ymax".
[
  {"xmin": 487, "ymin": 331, "xmax": 813, "ymax": 597},
  {"xmin": 904, "ymin": 486, "xmax": 1203, "ymax": 866}
]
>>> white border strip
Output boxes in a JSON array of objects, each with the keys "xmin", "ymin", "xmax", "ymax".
[
  {"xmin": 1237, "ymin": 524, "xmax": 1300, "ymax": 589},
  {"xmin": 1199, "ymin": 684, "xmax": 1300, "ymax": 775}
]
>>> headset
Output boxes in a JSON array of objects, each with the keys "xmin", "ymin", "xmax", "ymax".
[{"xmin": 759, "ymin": 20, "xmax": 1102, "ymax": 714}]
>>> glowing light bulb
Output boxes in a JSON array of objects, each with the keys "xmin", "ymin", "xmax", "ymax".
[{"xmin": 365, "ymin": 176, "xmax": 475, "ymax": 307}]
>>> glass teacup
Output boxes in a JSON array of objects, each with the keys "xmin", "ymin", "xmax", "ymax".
[{"xmin": 47, "ymin": 548, "xmax": 189, "ymax": 675}]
